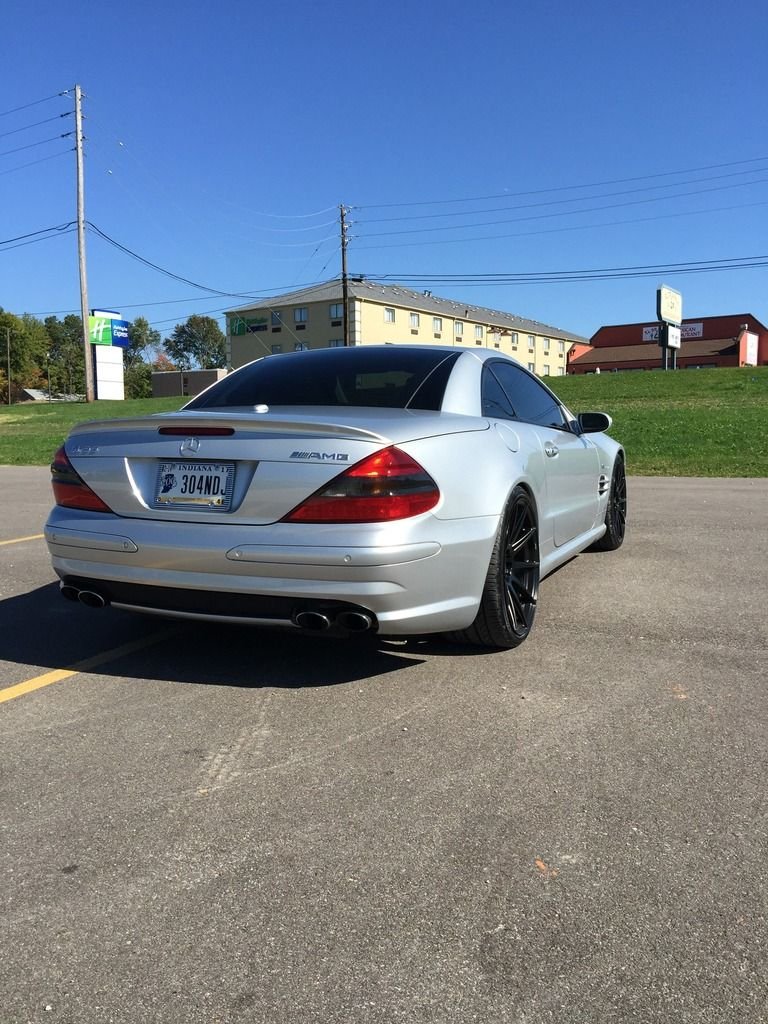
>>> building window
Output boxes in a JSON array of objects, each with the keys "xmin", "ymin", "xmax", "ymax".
[
  {"xmin": 328, "ymin": 339, "xmax": 344, "ymax": 348},
  {"xmin": 557, "ymin": 367, "xmax": 565, "ymax": 376},
  {"xmin": 410, "ymin": 312, "xmax": 420, "ymax": 329},
  {"xmin": 543, "ymin": 337, "xmax": 550, "ymax": 351},
  {"xmin": 454, "ymin": 321, "xmax": 464, "ymax": 336},
  {"xmin": 329, "ymin": 303, "xmax": 343, "ymax": 319},
  {"xmin": 433, "ymin": 317, "xmax": 442, "ymax": 332},
  {"xmin": 528, "ymin": 362, "xmax": 536, "ymax": 372},
  {"xmin": 294, "ymin": 342, "xmax": 310, "ymax": 351},
  {"xmin": 475, "ymin": 325, "xmax": 483, "ymax": 340},
  {"xmin": 558, "ymin": 340, "xmax": 565, "ymax": 353},
  {"xmin": 271, "ymin": 344, "xmax": 282, "ymax": 354},
  {"xmin": 543, "ymin": 364, "xmax": 550, "ymax": 376},
  {"xmin": 294, "ymin": 307, "xmax": 308, "ymax": 323},
  {"xmin": 511, "ymin": 332, "xmax": 518, "ymax": 348},
  {"xmin": 271, "ymin": 311, "xmax": 282, "ymax": 326},
  {"xmin": 384, "ymin": 307, "xmax": 396, "ymax": 323},
  {"xmin": 528, "ymin": 335, "xmax": 535, "ymax": 351}
]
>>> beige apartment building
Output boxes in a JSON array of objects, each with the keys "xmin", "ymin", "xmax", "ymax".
[{"xmin": 225, "ymin": 279, "xmax": 587, "ymax": 377}]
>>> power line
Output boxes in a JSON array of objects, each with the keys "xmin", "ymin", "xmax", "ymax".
[
  {"xmin": 0, "ymin": 147, "xmax": 74, "ymax": 177},
  {"xmin": 352, "ymin": 197, "xmax": 768, "ymax": 250},
  {"xmin": 0, "ymin": 227, "xmax": 77, "ymax": 254},
  {"xmin": 354, "ymin": 176, "xmax": 768, "ymax": 240},
  {"xmin": 0, "ymin": 132, "xmax": 74, "ymax": 159},
  {"xmin": 0, "ymin": 112, "xmax": 72, "ymax": 141},
  {"xmin": 355, "ymin": 165, "xmax": 768, "ymax": 225},
  {"xmin": 87, "ymin": 222, "xmax": 261, "ymax": 297},
  {"xmin": 353, "ymin": 155, "xmax": 768, "ymax": 210},
  {"xmin": 0, "ymin": 223, "xmax": 76, "ymax": 247},
  {"xmin": 365, "ymin": 255, "xmax": 768, "ymax": 286},
  {"xmin": 0, "ymin": 92, "xmax": 68, "ymax": 119}
]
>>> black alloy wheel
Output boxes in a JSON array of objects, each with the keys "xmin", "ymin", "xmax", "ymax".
[
  {"xmin": 591, "ymin": 456, "xmax": 627, "ymax": 551},
  {"xmin": 502, "ymin": 489, "xmax": 540, "ymax": 640},
  {"xmin": 449, "ymin": 486, "xmax": 540, "ymax": 649}
]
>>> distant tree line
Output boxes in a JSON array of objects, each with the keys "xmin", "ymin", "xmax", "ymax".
[{"xmin": 0, "ymin": 309, "xmax": 226, "ymax": 401}]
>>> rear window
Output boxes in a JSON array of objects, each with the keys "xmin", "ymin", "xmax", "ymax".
[{"xmin": 186, "ymin": 347, "xmax": 460, "ymax": 411}]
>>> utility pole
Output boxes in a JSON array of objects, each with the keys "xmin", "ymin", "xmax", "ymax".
[
  {"xmin": 74, "ymin": 85, "xmax": 94, "ymax": 401},
  {"xmin": 340, "ymin": 204, "xmax": 350, "ymax": 347},
  {"xmin": 4, "ymin": 326, "xmax": 10, "ymax": 405}
]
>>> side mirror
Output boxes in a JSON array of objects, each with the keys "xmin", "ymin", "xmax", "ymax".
[{"xmin": 578, "ymin": 411, "xmax": 612, "ymax": 433}]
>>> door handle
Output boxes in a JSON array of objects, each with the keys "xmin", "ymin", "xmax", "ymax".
[{"xmin": 544, "ymin": 442, "xmax": 559, "ymax": 457}]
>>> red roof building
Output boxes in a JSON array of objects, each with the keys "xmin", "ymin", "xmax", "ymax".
[{"xmin": 568, "ymin": 314, "xmax": 768, "ymax": 373}]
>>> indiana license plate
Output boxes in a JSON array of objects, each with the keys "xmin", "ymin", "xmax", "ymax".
[{"xmin": 154, "ymin": 462, "xmax": 234, "ymax": 510}]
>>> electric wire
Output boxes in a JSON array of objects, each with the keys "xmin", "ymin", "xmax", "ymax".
[
  {"xmin": 0, "ymin": 112, "xmax": 73, "ymax": 141},
  {"xmin": 352, "ymin": 197, "xmax": 768, "ymax": 249},
  {"xmin": 353, "ymin": 155, "xmax": 768, "ymax": 210},
  {"xmin": 355, "ymin": 165, "xmax": 768, "ymax": 225},
  {"xmin": 0, "ymin": 133, "xmax": 74, "ymax": 159},
  {"xmin": 354, "ymin": 176, "xmax": 768, "ymax": 239},
  {"xmin": 0, "ymin": 148, "xmax": 74, "ymax": 177},
  {"xmin": 0, "ymin": 92, "xmax": 68, "ymax": 119}
]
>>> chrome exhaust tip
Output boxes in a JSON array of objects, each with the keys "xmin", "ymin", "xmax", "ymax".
[
  {"xmin": 294, "ymin": 611, "xmax": 332, "ymax": 631},
  {"xmin": 78, "ymin": 590, "xmax": 107, "ymax": 609},
  {"xmin": 336, "ymin": 611, "xmax": 374, "ymax": 633},
  {"xmin": 60, "ymin": 584, "xmax": 81, "ymax": 603}
]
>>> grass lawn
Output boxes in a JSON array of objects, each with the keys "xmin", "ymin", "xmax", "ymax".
[{"xmin": 1, "ymin": 366, "xmax": 766, "ymax": 476}]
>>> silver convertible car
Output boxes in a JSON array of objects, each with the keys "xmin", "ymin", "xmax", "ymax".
[{"xmin": 45, "ymin": 346, "xmax": 626, "ymax": 649}]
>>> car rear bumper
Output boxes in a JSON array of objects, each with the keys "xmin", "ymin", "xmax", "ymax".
[{"xmin": 45, "ymin": 509, "xmax": 500, "ymax": 635}]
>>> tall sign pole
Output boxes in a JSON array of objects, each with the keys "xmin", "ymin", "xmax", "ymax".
[
  {"xmin": 656, "ymin": 285, "xmax": 682, "ymax": 372},
  {"xmin": 75, "ymin": 85, "xmax": 94, "ymax": 401},
  {"xmin": 340, "ymin": 204, "xmax": 350, "ymax": 347}
]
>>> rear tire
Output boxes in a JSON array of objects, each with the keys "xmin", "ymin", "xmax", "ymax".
[
  {"xmin": 590, "ymin": 455, "xmax": 627, "ymax": 551},
  {"xmin": 448, "ymin": 486, "xmax": 539, "ymax": 649}
]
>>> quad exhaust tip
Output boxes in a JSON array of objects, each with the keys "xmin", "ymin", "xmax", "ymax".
[
  {"xmin": 293, "ymin": 609, "xmax": 375, "ymax": 633},
  {"xmin": 60, "ymin": 583, "xmax": 108, "ymax": 609}
]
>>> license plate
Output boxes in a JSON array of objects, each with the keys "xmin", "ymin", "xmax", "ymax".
[{"xmin": 154, "ymin": 461, "xmax": 235, "ymax": 510}]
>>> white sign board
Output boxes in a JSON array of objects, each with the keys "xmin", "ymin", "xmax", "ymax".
[
  {"xmin": 666, "ymin": 325, "xmax": 681, "ymax": 349},
  {"xmin": 745, "ymin": 332, "xmax": 758, "ymax": 366},
  {"xmin": 643, "ymin": 322, "xmax": 703, "ymax": 342}
]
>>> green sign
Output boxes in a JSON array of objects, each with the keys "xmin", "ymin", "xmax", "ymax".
[
  {"xmin": 89, "ymin": 316, "xmax": 113, "ymax": 345},
  {"xmin": 230, "ymin": 316, "xmax": 269, "ymax": 336}
]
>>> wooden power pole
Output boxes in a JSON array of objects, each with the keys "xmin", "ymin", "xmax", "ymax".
[{"xmin": 74, "ymin": 85, "xmax": 94, "ymax": 401}]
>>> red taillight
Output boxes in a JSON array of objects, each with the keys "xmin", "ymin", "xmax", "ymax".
[
  {"xmin": 283, "ymin": 446, "xmax": 440, "ymax": 523},
  {"xmin": 50, "ymin": 446, "xmax": 112, "ymax": 513}
]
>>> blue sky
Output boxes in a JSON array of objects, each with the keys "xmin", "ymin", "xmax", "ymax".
[{"xmin": 3, "ymin": 0, "xmax": 767, "ymax": 341}]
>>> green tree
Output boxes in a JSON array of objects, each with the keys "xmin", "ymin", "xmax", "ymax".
[
  {"xmin": 164, "ymin": 315, "xmax": 226, "ymax": 370},
  {"xmin": 0, "ymin": 309, "xmax": 50, "ymax": 396},
  {"xmin": 126, "ymin": 316, "xmax": 161, "ymax": 370},
  {"xmin": 124, "ymin": 360, "xmax": 152, "ymax": 398},
  {"xmin": 44, "ymin": 314, "xmax": 86, "ymax": 396}
]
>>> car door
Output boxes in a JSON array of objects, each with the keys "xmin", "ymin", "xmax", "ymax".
[{"xmin": 486, "ymin": 362, "xmax": 600, "ymax": 546}]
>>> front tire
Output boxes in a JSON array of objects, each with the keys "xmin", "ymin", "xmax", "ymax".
[
  {"xmin": 448, "ymin": 486, "xmax": 540, "ymax": 649},
  {"xmin": 591, "ymin": 455, "xmax": 627, "ymax": 551}
]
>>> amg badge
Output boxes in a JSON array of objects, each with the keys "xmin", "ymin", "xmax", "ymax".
[{"xmin": 290, "ymin": 451, "xmax": 350, "ymax": 462}]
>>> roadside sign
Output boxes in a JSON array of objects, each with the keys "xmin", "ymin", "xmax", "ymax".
[{"xmin": 657, "ymin": 285, "xmax": 682, "ymax": 326}]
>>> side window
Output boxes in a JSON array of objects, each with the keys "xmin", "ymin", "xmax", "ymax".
[
  {"xmin": 489, "ymin": 362, "xmax": 568, "ymax": 429},
  {"xmin": 481, "ymin": 367, "xmax": 516, "ymax": 419}
]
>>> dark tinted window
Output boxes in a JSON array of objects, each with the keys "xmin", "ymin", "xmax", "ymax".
[
  {"xmin": 481, "ymin": 370, "xmax": 515, "ymax": 419},
  {"xmin": 485, "ymin": 362, "xmax": 568, "ymax": 429},
  {"xmin": 187, "ymin": 348, "xmax": 460, "ymax": 411}
]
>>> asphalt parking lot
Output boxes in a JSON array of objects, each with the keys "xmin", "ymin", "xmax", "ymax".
[{"xmin": 1, "ymin": 466, "xmax": 767, "ymax": 1024}]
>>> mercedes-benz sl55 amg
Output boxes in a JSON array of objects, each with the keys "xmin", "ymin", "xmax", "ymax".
[{"xmin": 45, "ymin": 346, "xmax": 626, "ymax": 649}]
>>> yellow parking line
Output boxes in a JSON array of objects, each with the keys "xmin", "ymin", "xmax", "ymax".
[
  {"xmin": 0, "ymin": 533, "xmax": 44, "ymax": 547},
  {"xmin": 0, "ymin": 629, "xmax": 180, "ymax": 705}
]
